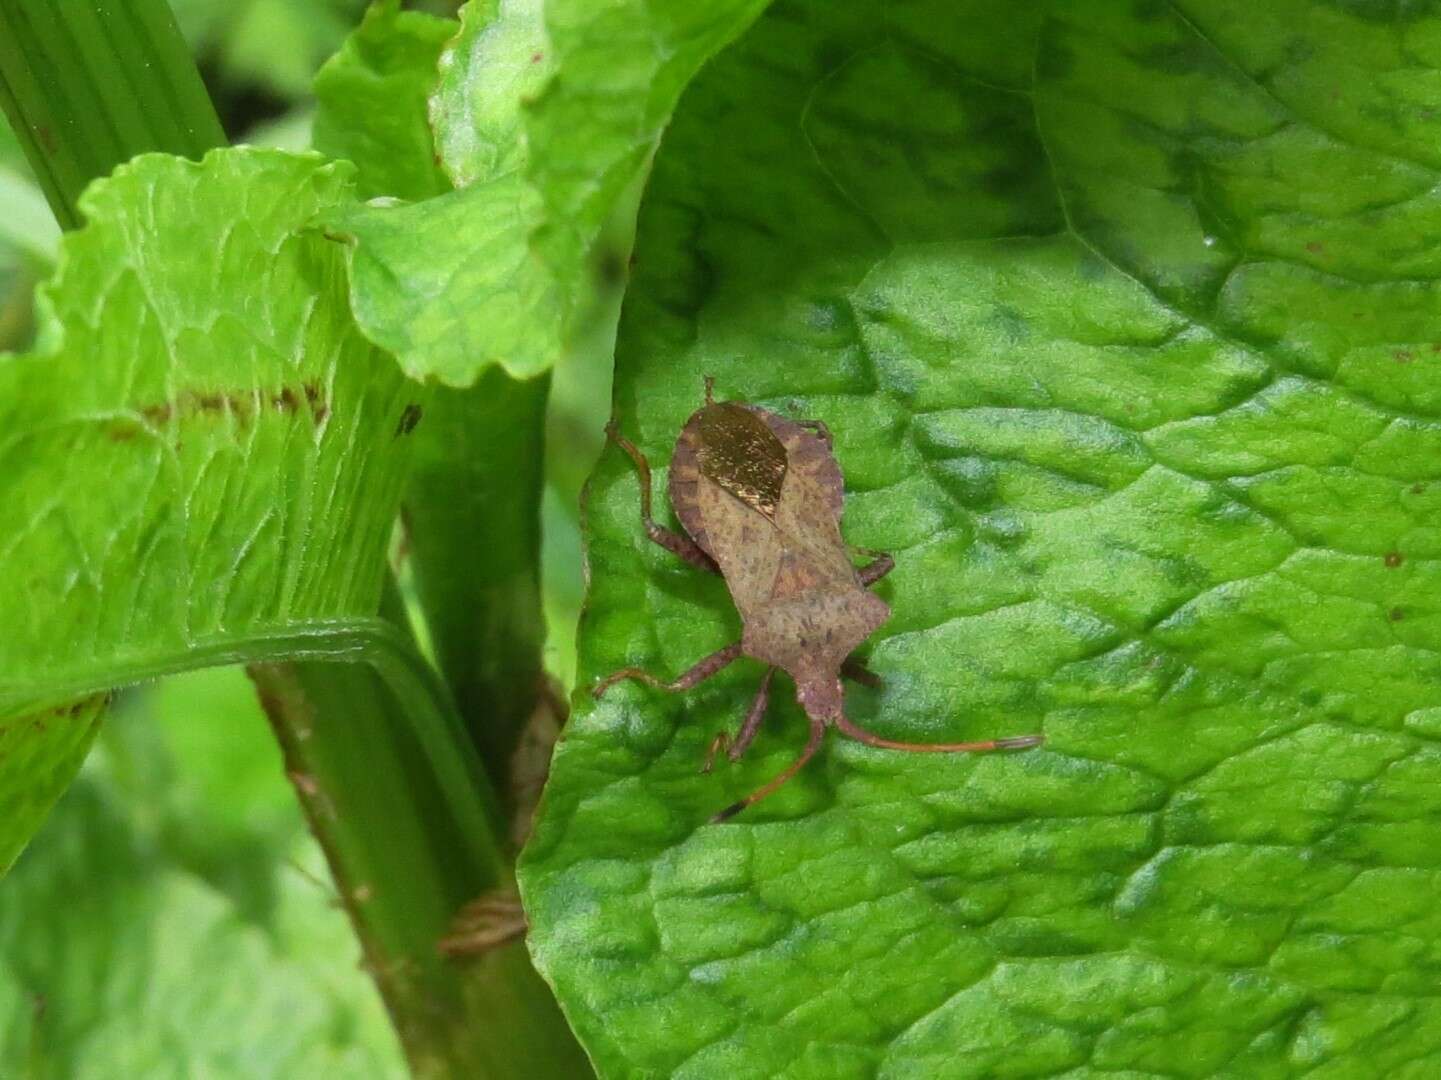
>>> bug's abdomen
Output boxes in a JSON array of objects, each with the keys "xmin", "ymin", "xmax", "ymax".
[{"xmin": 742, "ymin": 585, "xmax": 890, "ymax": 674}]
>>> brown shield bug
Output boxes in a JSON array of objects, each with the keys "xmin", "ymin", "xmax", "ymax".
[{"xmin": 596, "ymin": 379, "xmax": 1043, "ymax": 821}]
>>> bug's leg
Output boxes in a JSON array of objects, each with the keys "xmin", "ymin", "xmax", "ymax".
[
  {"xmin": 796, "ymin": 418, "xmax": 833, "ymax": 448},
  {"xmin": 832, "ymin": 712, "xmax": 1043, "ymax": 754},
  {"xmin": 701, "ymin": 731, "xmax": 731, "ymax": 774},
  {"xmin": 728, "ymin": 666, "xmax": 776, "ymax": 761},
  {"xmin": 702, "ymin": 664, "xmax": 776, "ymax": 772},
  {"xmin": 857, "ymin": 550, "xmax": 894, "ymax": 587},
  {"xmin": 840, "ymin": 655, "xmax": 883, "ymax": 689},
  {"xmin": 711, "ymin": 713, "xmax": 827, "ymax": 823},
  {"xmin": 593, "ymin": 641, "xmax": 743, "ymax": 698},
  {"xmin": 704, "ymin": 375, "xmax": 716, "ymax": 404},
  {"xmin": 605, "ymin": 420, "xmax": 720, "ymax": 575}
]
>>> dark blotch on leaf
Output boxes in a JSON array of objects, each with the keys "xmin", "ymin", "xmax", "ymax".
[
  {"xmin": 1034, "ymin": 33, "xmax": 1075, "ymax": 81},
  {"xmin": 1324, "ymin": 0, "xmax": 1429, "ymax": 25},
  {"xmin": 596, "ymin": 248, "xmax": 626, "ymax": 286},
  {"xmin": 1385, "ymin": 551, "xmax": 1404, "ymax": 568},
  {"xmin": 989, "ymin": 303, "xmax": 1031, "ymax": 345},
  {"xmin": 395, "ymin": 403, "xmax": 424, "ymax": 437},
  {"xmin": 107, "ymin": 422, "xmax": 141, "ymax": 442},
  {"xmin": 1139, "ymin": 38, "xmax": 1213, "ymax": 76}
]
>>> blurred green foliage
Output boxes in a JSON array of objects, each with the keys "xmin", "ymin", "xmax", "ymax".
[{"xmin": 0, "ymin": 670, "xmax": 405, "ymax": 1077}]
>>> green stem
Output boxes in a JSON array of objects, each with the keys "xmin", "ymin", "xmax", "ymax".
[
  {"xmin": 249, "ymin": 659, "xmax": 582, "ymax": 1079},
  {"xmin": 0, "ymin": 0, "xmax": 223, "ymax": 228},
  {"xmin": 404, "ymin": 370, "xmax": 551, "ymax": 804}
]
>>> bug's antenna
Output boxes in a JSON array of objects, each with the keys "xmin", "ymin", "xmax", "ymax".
[
  {"xmin": 831, "ymin": 713, "xmax": 1042, "ymax": 753},
  {"xmin": 711, "ymin": 717, "xmax": 825, "ymax": 823},
  {"xmin": 703, "ymin": 375, "xmax": 716, "ymax": 404}
]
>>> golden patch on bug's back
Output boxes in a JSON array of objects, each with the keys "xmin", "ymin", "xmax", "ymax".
[
  {"xmin": 695, "ymin": 401, "xmax": 788, "ymax": 521},
  {"xmin": 596, "ymin": 381, "xmax": 1044, "ymax": 822}
]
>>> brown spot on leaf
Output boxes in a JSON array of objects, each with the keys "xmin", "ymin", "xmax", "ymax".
[
  {"xmin": 1305, "ymin": 240, "xmax": 1324, "ymax": 255},
  {"xmin": 107, "ymin": 422, "xmax": 141, "ymax": 442},
  {"xmin": 1385, "ymin": 551, "xmax": 1404, "ymax": 568},
  {"xmin": 1390, "ymin": 607, "xmax": 1405, "ymax": 622},
  {"xmin": 1412, "ymin": 483, "xmax": 1426, "ymax": 495},
  {"xmin": 303, "ymin": 382, "xmax": 330, "ymax": 424},
  {"xmin": 1395, "ymin": 349, "xmax": 1414, "ymax": 364},
  {"xmin": 596, "ymin": 249, "xmax": 626, "ymax": 285},
  {"xmin": 531, "ymin": 51, "xmax": 544, "ymax": 63},
  {"xmin": 133, "ymin": 384, "xmax": 331, "ymax": 430}
]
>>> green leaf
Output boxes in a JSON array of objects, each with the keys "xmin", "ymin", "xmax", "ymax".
[
  {"xmin": 0, "ymin": 698, "xmax": 105, "ymax": 877},
  {"xmin": 312, "ymin": 0, "xmax": 455, "ymax": 202},
  {"xmin": 0, "ymin": 669, "xmax": 404, "ymax": 1078},
  {"xmin": 428, "ymin": 0, "xmax": 548, "ymax": 188},
  {"xmin": 522, "ymin": 2, "xmax": 1441, "ymax": 1075},
  {"xmin": 0, "ymin": 148, "xmax": 418, "ymax": 870},
  {"xmin": 329, "ymin": 0, "xmax": 772, "ymax": 385}
]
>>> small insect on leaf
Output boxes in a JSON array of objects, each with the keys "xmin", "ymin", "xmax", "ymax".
[{"xmin": 596, "ymin": 380, "xmax": 1044, "ymax": 821}]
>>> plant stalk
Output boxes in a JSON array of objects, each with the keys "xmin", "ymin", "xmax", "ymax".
[
  {"xmin": 403, "ymin": 370, "xmax": 551, "ymax": 804},
  {"xmin": 0, "ymin": 0, "xmax": 223, "ymax": 228}
]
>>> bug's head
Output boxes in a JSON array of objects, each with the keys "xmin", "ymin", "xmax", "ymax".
[{"xmin": 794, "ymin": 673, "xmax": 844, "ymax": 723}]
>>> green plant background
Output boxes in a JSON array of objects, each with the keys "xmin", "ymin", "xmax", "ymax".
[{"xmin": 5, "ymin": 0, "xmax": 1441, "ymax": 1076}]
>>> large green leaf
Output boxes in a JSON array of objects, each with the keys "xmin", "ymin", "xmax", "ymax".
[
  {"xmin": 0, "ymin": 149, "xmax": 418, "ymax": 871},
  {"xmin": 328, "ymin": 0, "xmax": 771, "ymax": 385},
  {"xmin": 522, "ymin": 1, "xmax": 1441, "ymax": 1074}
]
